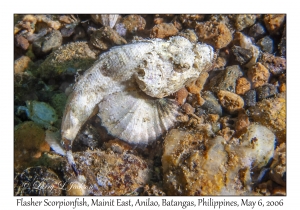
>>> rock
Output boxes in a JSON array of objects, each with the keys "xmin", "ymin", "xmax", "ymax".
[
  {"xmin": 73, "ymin": 26, "xmax": 86, "ymax": 41},
  {"xmin": 14, "ymin": 121, "xmax": 49, "ymax": 171},
  {"xmin": 250, "ymin": 97, "xmax": 286, "ymax": 143},
  {"xmin": 260, "ymin": 52, "xmax": 286, "ymax": 75},
  {"xmin": 50, "ymin": 93, "xmax": 68, "ymax": 117},
  {"xmin": 35, "ymin": 15, "xmax": 61, "ymax": 30},
  {"xmin": 91, "ymin": 14, "xmax": 119, "ymax": 28},
  {"xmin": 177, "ymin": 29, "xmax": 198, "ymax": 43},
  {"xmin": 63, "ymin": 148, "xmax": 150, "ymax": 195},
  {"xmin": 32, "ymin": 30, "xmax": 63, "ymax": 56},
  {"xmin": 186, "ymin": 72, "xmax": 209, "ymax": 105},
  {"xmin": 217, "ymin": 90, "xmax": 244, "ymax": 113},
  {"xmin": 195, "ymin": 21, "xmax": 232, "ymax": 49},
  {"xmin": 233, "ymin": 32, "xmax": 260, "ymax": 68},
  {"xmin": 175, "ymin": 87, "xmax": 189, "ymax": 105},
  {"xmin": 162, "ymin": 128, "xmax": 227, "ymax": 195},
  {"xmin": 257, "ymin": 36, "xmax": 274, "ymax": 53},
  {"xmin": 14, "ymin": 166, "xmax": 62, "ymax": 195},
  {"xmin": 37, "ymin": 42, "xmax": 97, "ymax": 79},
  {"xmin": 15, "ymin": 34, "xmax": 29, "ymax": 50},
  {"xmin": 248, "ymin": 22, "xmax": 266, "ymax": 40},
  {"xmin": 14, "ymin": 56, "xmax": 32, "ymax": 74},
  {"xmin": 278, "ymin": 25, "xmax": 286, "ymax": 56},
  {"xmin": 232, "ymin": 45, "xmax": 253, "ymax": 65},
  {"xmin": 235, "ymin": 111, "xmax": 250, "ymax": 132},
  {"xmin": 248, "ymin": 62, "xmax": 270, "ymax": 88},
  {"xmin": 17, "ymin": 100, "xmax": 58, "ymax": 128},
  {"xmin": 208, "ymin": 65, "xmax": 243, "ymax": 93},
  {"xmin": 121, "ymin": 15, "xmax": 146, "ymax": 36},
  {"xmin": 256, "ymin": 84, "xmax": 278, "ymax": 101},
  {"xmin": 270, "ymin": 143, "xmax": 286, "ymax": 186},
  {"xmin": 236, "ymin": 77, "xmax": 251, "ymax": 95},
  {"xmin": 231, "ymin": 14, "xmax": 257, "ymax": 31},
  {"xmin": 212, "ymin": 56, "xmax": 227, "ymax": 70},
  {"xmin": 150, "ymin": 23, "xmax": 178, "ymax": 39},
  {"xmin": 89, "ymin": 26, "xmax": 127, "ymax": 50},
  {"xmin": 264, "ymin": 14, "xmax": 285, "ymax": 34},
  {"xmin": 162, "ymin": 124, "xmax": 275, "ymax": 195},
  {"xmin": 201, "ymin": 91, "xmax": 223, "ymax": 116},
  {"xmin": 243, "ymin": 89, "xmax": 256, "ymax": 107},
  {"xmin": 179, "ymin": 14, "xmax": 205, "ymax": 28},
  {"xmin": 224, "ymin": 124, "xmax": 275, "ymax": 194}
]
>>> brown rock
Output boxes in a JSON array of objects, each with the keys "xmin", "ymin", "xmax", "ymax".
[
  {"xmin": 150, "ymin": 23, "xmax": 178, "ymax": 39},
  {"xmin": 264, "ymin": 14, "xmax": 285, "ymax": 34},
  {"xmin": 195, "ymin": 21, "xmax": 232, "ymax": 49},
  {"xmin": 186, "ymin": 72, "xmax": 209, "ymax": 105},
  {"xmin": 279, "ymin": 83, "xmax": 286, "ymax": 92},
  {"xmin": 248, "ymin": 62, "xmax": 270, "ymax": 88},
  {"xmin": 250, "ymin": 97, "xmax": 286, "ymax": 143},
  {"xmin": 90, "ymin": 26, "xmax": 127, "ymax": 50},
  {"xmin": 260, "ymin": 52, "xmax": 286, "ymax": 75},
  {"xmin": 175, "ymin": 87, "xmax": 189, "ymax": 105},
  {"xmin": 217, "ymin": 90, "xmax": 244, "ymax": 113},
  {"xmin": 235, "ymin": 111, "xmax": 250, "ymax": 133},
  {"xmin": 178, "ymin": 29, "xmax": 198, "ymax": 43},
  {"xmin": 236, "ymin": 77, "xmax": 251, "ymax": 95},
  {"xmin": 14, "ymin": 56, "xmax": 32, "ymax": 74},
  {"xmin": 179, "ymin": 14, "xmax": 205, "ymax": 28},
  {"xmin": 122, "ymin": 15, "xmax": 146, "ymax": 34},
  {"xmin": 15, "ymin": 35, "xmax": 29, "ymax": 50}
]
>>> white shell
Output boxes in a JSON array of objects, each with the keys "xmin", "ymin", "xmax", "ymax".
[{"xmin": 61, "ymin": 36, "xmax": 214, "ymax": 150}]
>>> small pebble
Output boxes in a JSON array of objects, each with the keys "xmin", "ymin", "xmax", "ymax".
[
  {"xmin": 236, "ymin": 77, "xmax": 251, "ymax": 95},
  {"xmin": 90, "ymin": 26, "xmax": 127, "ymax": 50},
  {"xmin": 33, "ymin": 30, "xmax": 63, "ymax": 55},
  {"xmin": 278, "ymin": 25, "xmax": 286, "ymax": 57},
  {"xmin": 260, "ymin": 52, "xmax": 286, "ymax": 75},
  {"xmin": 217, "ymin": 90, "xmax": 244, "ymax": 113},
  {"xmin": 232, "ymin": 14, "xmax": 257, "ymax": 31},
  {"xmin": 248, "ymin": 62, "xmax": 270, "ymax": 88},
  {"xmin": 178, "ymin": 29, "xmax": 198, "ymax": 43},
  {"xmin": 248, "ymin": 22, "xmax": 266, "ymax": 40},
  {"xmin": 179, "ymin": 14, "xmax": 205, "ymax": 28},
  {"xmin": 16, "ymin": 34, "xmax": 29, "ymax": 50},
  {"xmin": 209, "ymin": 65, "xmax": 243, "ymax": 93},
  {"xmin": 175, "ymin": 88, "xmax": 189, "ymax": 105},
  {"xmin": 243, "ymin": 89, "xmax": 257, "ymax": 107},
  {"xmin": 264, "ymin": 14, "xmax": 285, "ymax": 34},
  {"xmin": 257, "ymin": 36, "xmax": 274, "ymax": 53},
  {"xmin": 232, "ymin": 45, "xmax": 253, "ymax": 65},
  {"xmin": 201, "ymin": 91, "xmax": 223, "ymax": 116},
  {"xmin": 122, "ymin": 15, "xmax": 146, "ymax": 35},
  {"xmin": 182, "ymin": 103, "xmax": 195, "ymax": 115},
  {"xmin": 256, "ymin": 84, "xmax": 278, "ymax": 101},
  {"xmin": 14, "ymin": 56, "xmax": 32, "ymax": 74},
  {"xmin": 195, "ymin": 21, "xmax": 232, "ymax": 49},
  {"xmin": 150, "ymin": 23, "xmax": 178, "ymax": 39}
]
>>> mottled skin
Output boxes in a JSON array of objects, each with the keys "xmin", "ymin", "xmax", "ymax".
[{"xmin": 61, "ymin": 36, "xmax": 214, "ymax": 175}]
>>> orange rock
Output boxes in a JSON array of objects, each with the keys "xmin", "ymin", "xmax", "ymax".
[
  {"xmin": 175, "ymin": 88, "xmax": 189, "ymax": 105},
  {"xmin": 14, "ymin": 56, "xmax": 32, "ymax": 74},
  {"xmin": 248, "ymin": 62, "xmax": 270, "ymax": 88},
  {"xmin": 186, "ymin": 72, "xmax": 209, "ymax": 105},
  {"xmin": 150, "ymin": 23, "xmax": 178, "ymax": 39},
  {"xmin": 279, "ymin": 83, "xmax": 286, "ymax": 92},
  {"xmin": 235, "ymin": 111, "xmax": 250, "ymax": 132},
  {"xmin": 217, "ymin": 90, "xmax": 244, "ymax": 113},
  {"xmin": 264, "ymin": 14, "xmax": 285, "ymax": 34},
  {"xmin": 236, "ymin": 77, "xmax": 251, "ymax": 95},
  {"xmin": 195, "ymin": 21, "xmax": 232, "ymax": 49}
]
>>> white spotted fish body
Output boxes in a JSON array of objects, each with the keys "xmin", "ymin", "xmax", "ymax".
[{"xmin": 60, "ymin": 36, "xmax": 214, "ymax": 173}]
